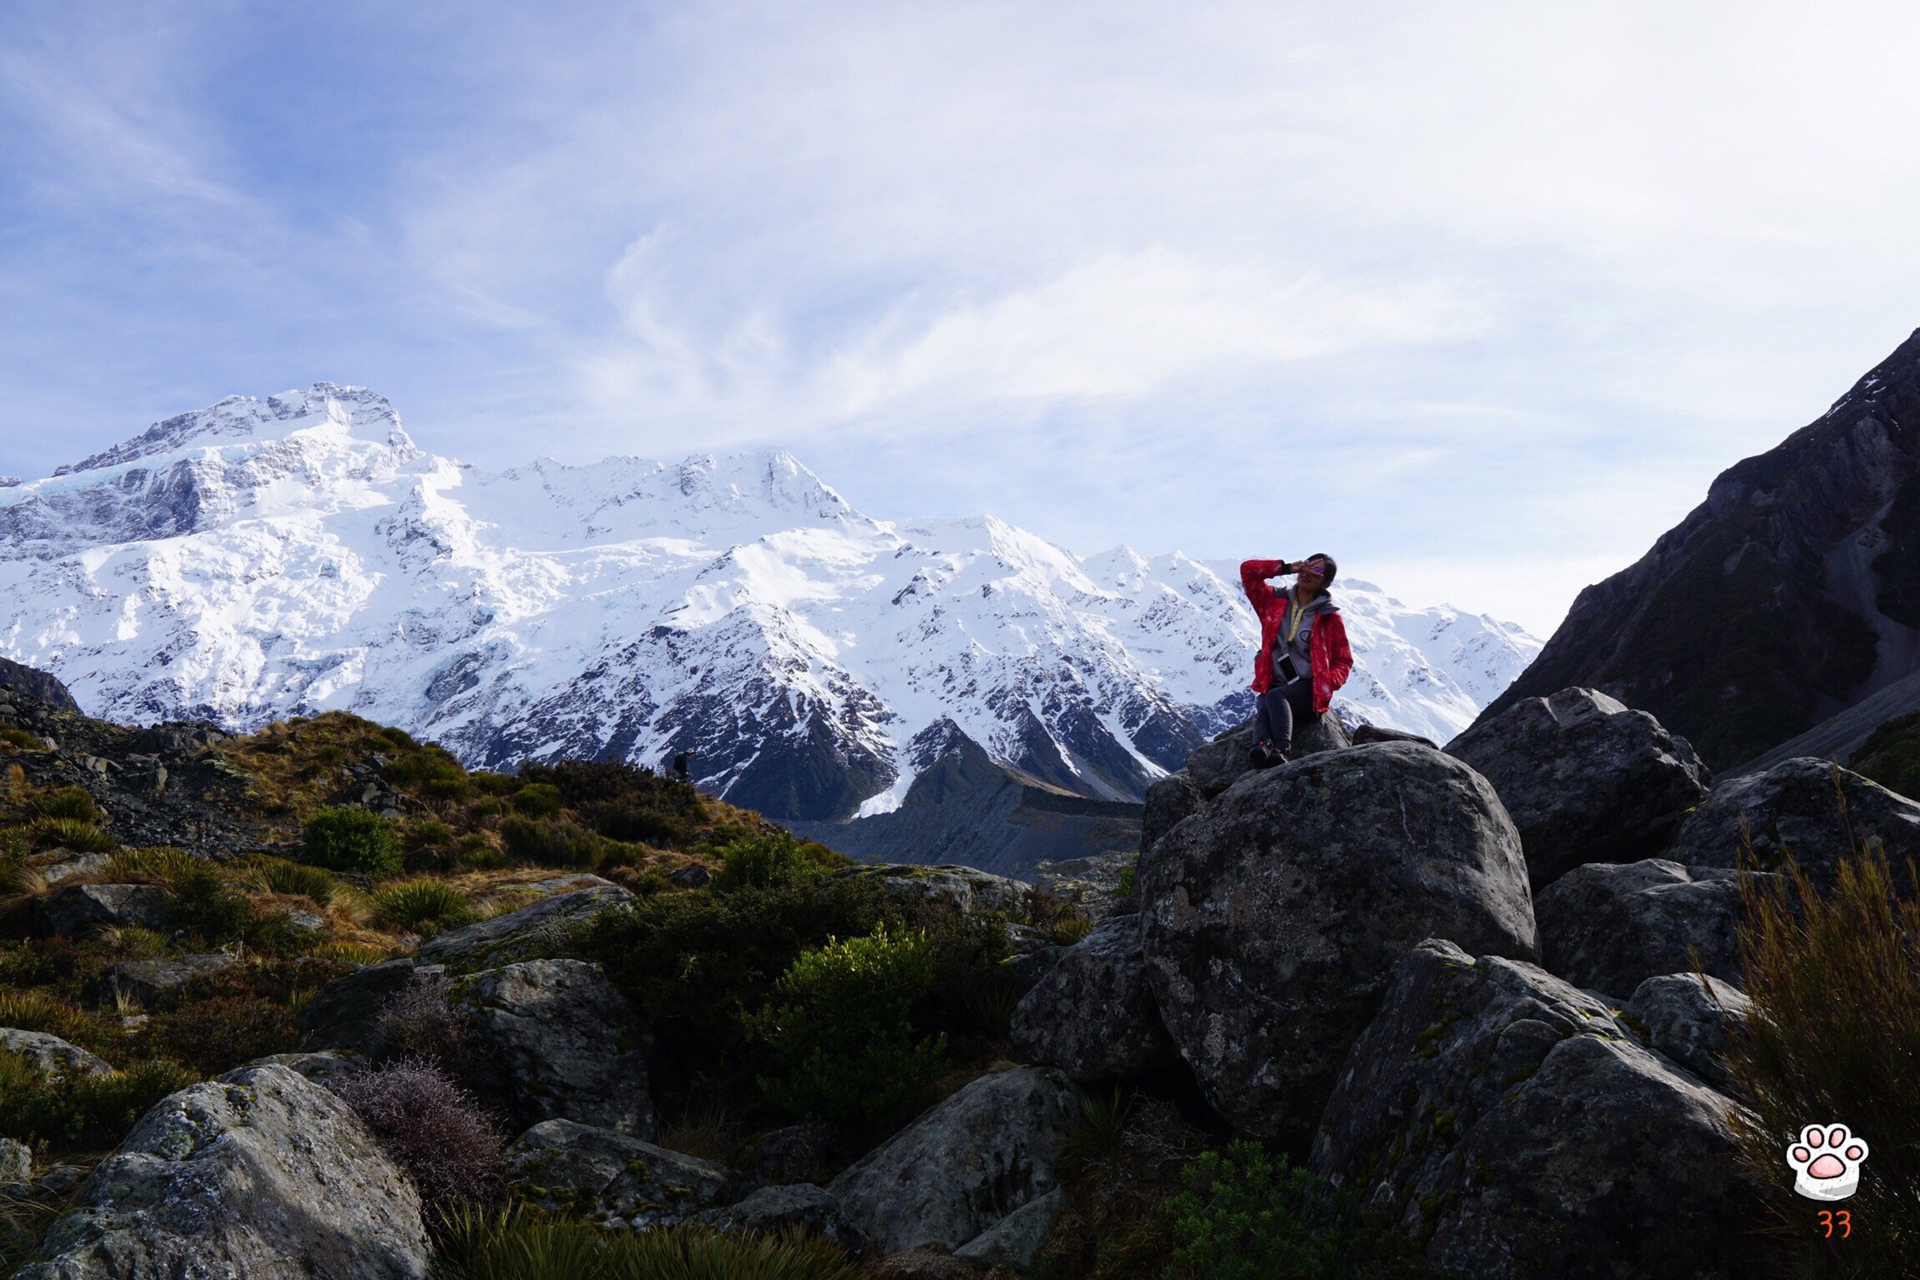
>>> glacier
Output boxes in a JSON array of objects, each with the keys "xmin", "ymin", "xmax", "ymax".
[{"xmin": 0, "ymin": 384, "xmax": 1541, "ymax": 822}]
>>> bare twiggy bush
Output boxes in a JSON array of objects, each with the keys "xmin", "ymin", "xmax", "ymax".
[{"xmin": 329, "ymin": 1058, "xmax": 504, "ymax": 1213}]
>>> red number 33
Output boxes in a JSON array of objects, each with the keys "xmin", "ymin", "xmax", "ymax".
[{"xmin": 1819, "ymin": 1210, "xmax": 1852, "ymax": 1239}]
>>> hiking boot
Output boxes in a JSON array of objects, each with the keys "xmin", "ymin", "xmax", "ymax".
[{"xmin": 1248, "ymin": 741, "xmax": 1285, "ymax": 770}]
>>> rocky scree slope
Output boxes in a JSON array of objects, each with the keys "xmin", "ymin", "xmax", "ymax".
[
  {"xmin": 1476, "ymin": 326, "xmax": 1920, "ymax": 770},
  {"xmin": 0, "ymin": 384, "xmax": 1538, "ymax": 829}
]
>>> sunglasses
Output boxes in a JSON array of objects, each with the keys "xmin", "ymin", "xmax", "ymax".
[{"xmin": 1297, "ymin": 562, "xmax": 1327, "ymax": 576}]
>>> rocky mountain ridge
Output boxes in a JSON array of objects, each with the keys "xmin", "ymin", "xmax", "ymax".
[
  {"xmin": 0, "ymin": 384, "xmax": 1539, "ymax": 826},
  {"xmin": 1478, "ymin": 327, "xmax": 1920, "ymax": 769}
]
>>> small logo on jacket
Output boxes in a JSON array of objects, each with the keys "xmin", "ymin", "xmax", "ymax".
[{"xmin": 1787, "ymin": 1123, "xmax": 1868, "ymax": 1201}]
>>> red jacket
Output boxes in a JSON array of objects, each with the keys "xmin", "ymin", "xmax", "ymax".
[{"xmin": 1241, "ymin": 559, "xmax": 1354, "ymax": 714}]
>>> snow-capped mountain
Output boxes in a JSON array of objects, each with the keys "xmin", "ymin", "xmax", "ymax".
[{"xmin": 0, "ymin": 385, "xmax": 1541, "ymax": 821}]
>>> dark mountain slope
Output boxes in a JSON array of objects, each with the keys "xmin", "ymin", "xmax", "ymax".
[{"xmin": 1476, "ymin": 329, "xmax": 1920, "ymax": 769}]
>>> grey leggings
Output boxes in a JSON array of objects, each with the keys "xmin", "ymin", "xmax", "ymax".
[{"xmin": 1254, "ymin": 679, "xmax": 1316, "ymax": 752}]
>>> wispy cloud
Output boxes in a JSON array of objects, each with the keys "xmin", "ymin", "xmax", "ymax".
[{"xmin": 5, "ymin": 0, "xmax": 1920, "ymax": 633}]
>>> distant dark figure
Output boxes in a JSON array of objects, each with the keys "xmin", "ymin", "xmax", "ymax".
[
  {"xmin": 671, "ymin": 751, "xmax": 692, "ymax": 785},
  {"xmin": 1240, "ymin": 554, "xmax": 1354, "ymax": 768}
]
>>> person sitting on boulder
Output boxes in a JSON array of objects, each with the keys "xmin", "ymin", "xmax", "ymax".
[{"xmin": 1240, "ymin": 554, "xmax": 1353, "ymax": 768}]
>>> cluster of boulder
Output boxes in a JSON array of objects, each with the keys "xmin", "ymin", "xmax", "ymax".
[
  {"xmin": 1012, "ymin": 686, "xmax": 1907, "ymax": 1279},
  {"xmin": 10, "ymin": 683, "xmax": 1907, "ymax": 1278},
  {"xmin": 11, "ymin": 866, "xmax": 1085, "ymax": 1278}
]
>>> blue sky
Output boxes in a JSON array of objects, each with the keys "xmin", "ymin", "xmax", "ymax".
[{"xmin": 5, "ymin": 1, "xmax": 1920, "ymax": 633}]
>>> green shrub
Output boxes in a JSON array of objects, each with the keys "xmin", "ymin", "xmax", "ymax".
[
  {"xmin": 510, "ymin": 783, "xmax": 565, "ymax": 818},
  {"xmin": 372, "ymin": 879, "xmax": 475, "ymax": 936},
  {"xmin": 108, "ymin": 846, "xmax": 200, "ymax": 882},
  {"xmin": 165, "ymin": 862, "xmax": 256, "ymax": 947},
  {"xmin": 1117, "ymin": 863, "xmax": 1137, "ymax": 900},
  {"xmin": 749, "ymin": 922, "xmax": 946, "ymax": 1130},
  {"xmin": 385, "ymin": 747, "xmax": 472, "ymax": 802},
  {"xmin": 0, "ymin": 990, "xmax": 88, "ymax": 1038},
  {"xmin": 577, "ymin": 873, "xmax": 891, "ymax": 1105},
  {"xmin": 28, "ymin": 817, "xmax": 116, "ymax": 853},
  {"xmin": 1162, "ymin": 1141, "xmax": 1433, "ymax": 1280},
  {"xmin": 0, "ymin": 1053, "xmax": 197, "ymax": 1152},
  {"xmin": 1849, "ymin": 708, "xmax": 1920, "ymax": 799},
  {"xmin": 498, "ymin": 815, "xmax": 605, "ymax": 869},
  {"xmin": 432, "ymin": 1206, "xmax": 864, "ymax": 1280},
  {"xmin": 518, "ymin": 759, "xmax": 708, "ymax": 848},
  {"xmin": 710, "ymin": 831, "xmax": 828, "ymax": 893},
  {"xmin": 302, "ymin": 807, "xmax": 403, "ymax": 878},
  {"xmin": 469, "ymin": 771, "xmax": 519, "ymax": 796},
  {"xmin": 29, "ymin": 788, "xmax": 96, "ymax": 823},
  {"xmin": 1729, "ymin": 844, "xmax": 1920, "ymax": 1275}
]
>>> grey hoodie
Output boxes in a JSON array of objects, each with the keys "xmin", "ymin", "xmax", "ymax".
[{"xmin": 1272, "ymin": 591, "xmax": 1339, "ymax": 685}]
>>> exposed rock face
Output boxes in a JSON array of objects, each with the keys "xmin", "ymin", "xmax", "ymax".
[
  {"xmin": 1446, "ymin": 688, "xmax": 1712, "ymax": 889},
  {"xmin": 1139, "ymin": 742, "xmax": 1536, "ymax": 1140},
  {"xmin": 1184, "ymin": 713, "xmax": 1351, "ymax": 799},
  {"xmin": 1010, "ymin": 914, "xmax": 1170, "ymax": 1081},
  {"xmin": 103, "ymin": 953, "xmax": 237, "ymax": 1008},
  {"xmin": 0, "ymin": 1029, "xmax": 111, "ymax": 1080},
  {"xmin": 1139, "ymin": 770, "xmax": 1204, "ymax": 856},
  {"xmin": 416, "ymin": 884, "xmax": 634, "ymax": 969},
  {"xmin": 449, "ymin": 958, "xmax": 653, "ymax": 1138},
  {"xmin": 830, "ymin": 1066, "xmax": 1080, "ymax": 1255},
  {"xmin": 17, "ymin": 1064, "xmax": 430, "ymax": 1280},
  {"xmin": 696, "ymin": 1183, "xmax": 870, "ymax": 1254},
  {"xmin": 34, "ymin": 884, "xmax": 170, "ymax": 938},
  {"xmin": 1313, "ymin": 940, "xmax": 1763, "ymax": 1280},
  {"xmin": 1627, "ymin": 973, "xmax": 1754, "ymax": 1095},
  {"xmin": 0, "ymin": 658, "xmax": 80, "ymax": 713},
  {"xmin": 1534, "ymin": 859, "xmax": 1765, "ymax": 997},
  {"xmin": 953, "ymin": 1187, "xmax": 1067, "ymax": 1271},
  {"xmin": 506, "ymin": 1120, "xmax": 740, "ymax": 1229},
  {"xmin": 1664, "ymin": 756, "xmax": 1920, "ymax": 893},
  {"xmin": 1469, "ymin": 329, "xmax": 1920, "ymax": 770}
]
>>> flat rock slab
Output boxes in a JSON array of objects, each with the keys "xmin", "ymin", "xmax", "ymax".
[
  {"xmin": 1446, "ymin": 687, "xmax": 1711, "ymax": 890},
  {"xmin": 1313, "ymin": 940, "xmax": 1764, "ymax": 1280},
  {"xmin": 830, "ymin": 864, "xmax": 1033, "ymax": 916},
  {"xmin": 16, "ymin": 1063, "xmax": 429, "ymax": 1280},
  {"xmin": 1011, "ymin": 913, "xmax": 1170, "ymax": 1081},
  {"xmin": 0, "ymin": 1028, "xmax": 111, "ymax": 1080},
  {"xmin": 35, "ymin": 884, "xmax": 170, "ymax": 938},
  {"xmin": 830, "ymin": 1065, "xmax": 1079, "ymax": 1255},
  {"xmin": 105, "ymin": 953, "xmax": 237, "ymax": 1008},
  {"xmin": 1665, "ymin": 756, "xmax": 1920, "ymax": 894},
  {"xmin": 416, "ymin": 885, "xmax": 634, "ymax": 970},
  {"xmin": 1534, "ymin": 858, "xmax": 1772, "ymax": 998},
  {"xmin": 451, "ymin": 958, "xmax": 653, "ymax": 1138},
  {"xmin": 507, "ymin": 1119, "xmax": 740, "ymax": 1229},
  {"xmin": 1140, "ymin": 741, "xmax": 1536, "ymax": 1141}
]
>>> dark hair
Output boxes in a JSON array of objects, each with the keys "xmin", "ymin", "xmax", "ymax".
[{"xmin": 1306, "ymin": 554, "xmax": 1337, "ymax": 587}]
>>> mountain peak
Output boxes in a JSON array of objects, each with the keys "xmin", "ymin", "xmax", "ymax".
[{"xmin": 54, "ymin": 383, "xmax": 414, "ymax": 477}]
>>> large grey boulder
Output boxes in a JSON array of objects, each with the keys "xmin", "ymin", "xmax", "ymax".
[
  {"xmin": 450, "ymin": 958, "xmax": 653, "ymax": 1138},
  {"xmin": 1312, "ymin": 940, "xmax": 1764, "ymax": 1280},
  {"xmin": 1139, "ymin": 770, "xmax": 1204, "ymax": 857},
  {"xmin": 507, "ymin": 1119, "xmax": 740, "ymax": 1229},
  {"xmin": 1010, "ymin": 914, "xmax": 1170, "ymax": 1081},
  {"xmin": 1534, "ymin": 859, "xmax": 1771, "ymax": 997},
  {"xmin": 1665, "ymin": 756, "xmax": 1920, "ymax": 893},
  {"xmin": 830, "ymin": 1065, "xmax": 1080, "ymax": 1255},
  {"xmin": 34, "ymin": 884, "xmax": 170, "ymax": 938},
  {"xmin": 1139, "ymin": 742, "xmax": 1536, "ymax": 1141},
  {"xmin": 696, "ymin": 1183, "xmax": 870, "ymax": 1254},
  {"xmin": 104, "ymin": 953, "xmax": 236, "ymax": 1008},
  {"xmin": 1184, "ymin": 712, "xmax": 1351, "ymax": 799},
  {"xmin": 17, "ymin": 1063, "xmax": 430, "ymax": 1280},
  {"xmin": 1446, "ymin": 687, "xmax": 1712, "ymax": 890},
  {"xmin": 0, "ymin": 1029, "xmax": 111, "ymax": 1080},
  {"xmin": 416, "ymin": 884, "xmax": 634, "ymax": 970},
  {"xmin": 1626, "ymin": 973, "xmax": 1754, "ymax": 1095}
]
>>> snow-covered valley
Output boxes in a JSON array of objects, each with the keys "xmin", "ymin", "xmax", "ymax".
[{"xmin": 0, "ymin": 385, "xmax": 1541, "ymax": 822}]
